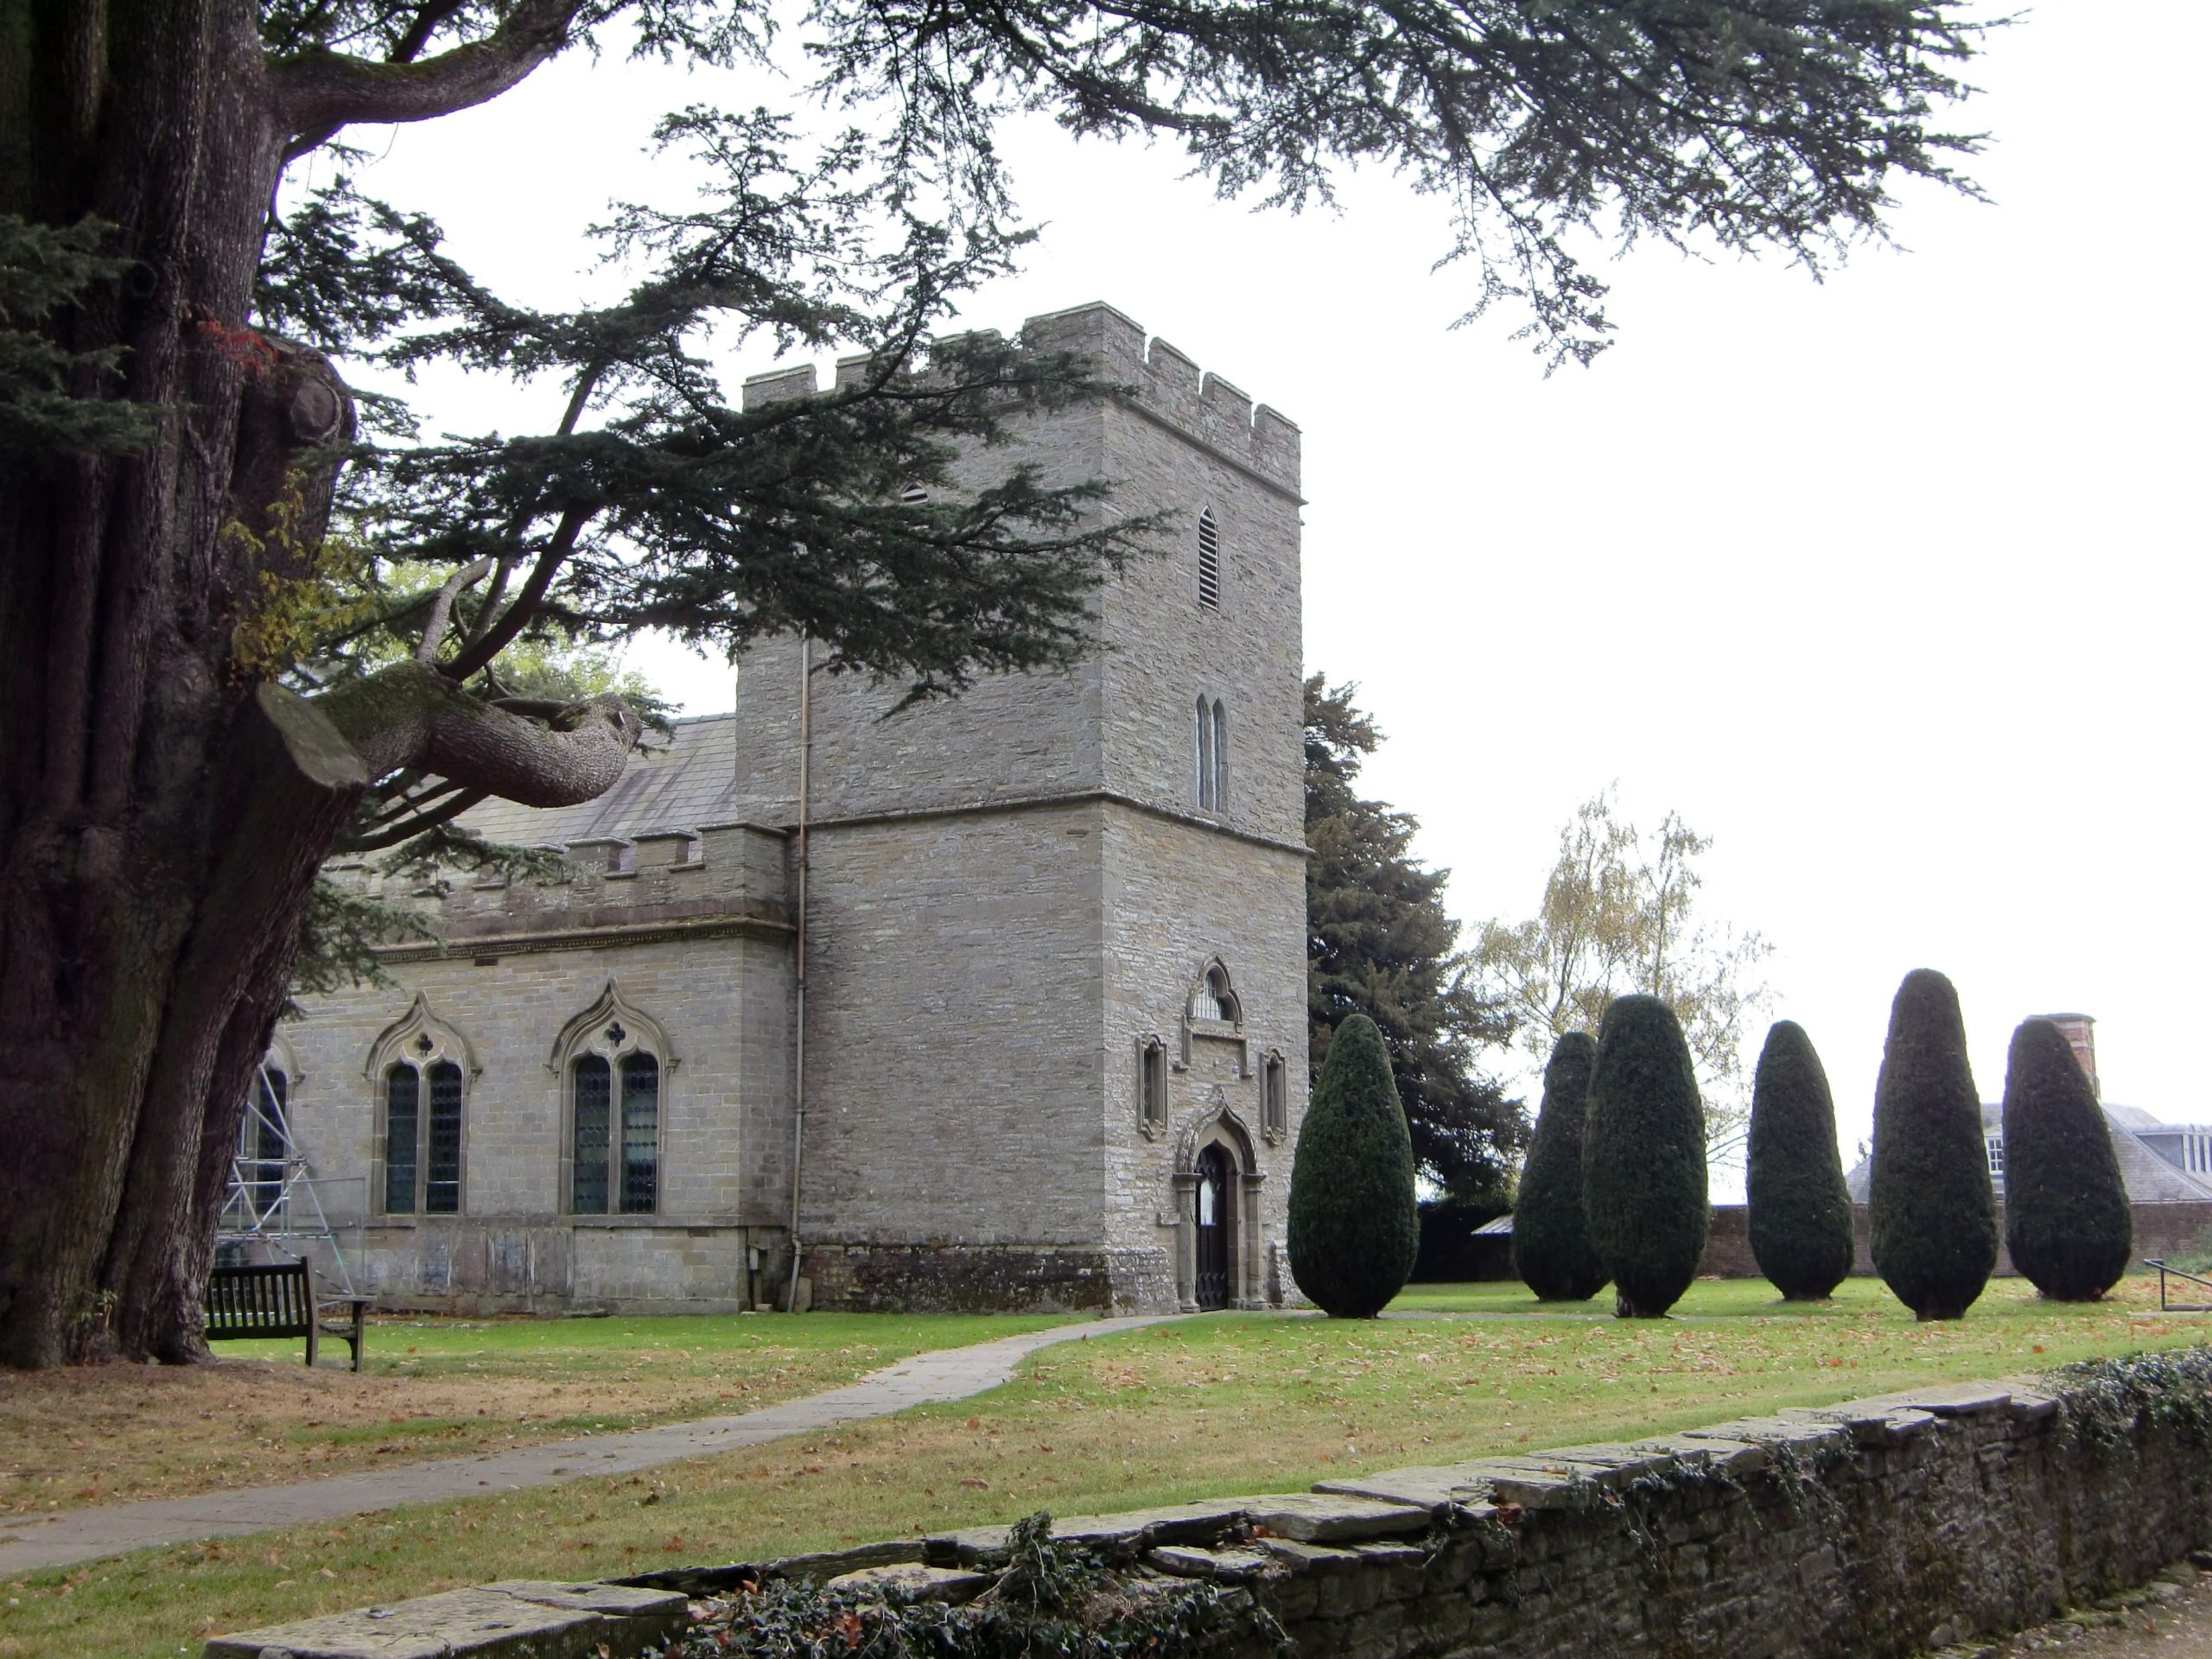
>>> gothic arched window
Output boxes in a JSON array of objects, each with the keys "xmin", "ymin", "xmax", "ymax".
[
  {"xmin": 553, "ymin": 982, "xmax": 674, "ymax": 1216},
  {"xmin": 365, "ymin": 996, "xmax": 476, "ymax": 1217}
]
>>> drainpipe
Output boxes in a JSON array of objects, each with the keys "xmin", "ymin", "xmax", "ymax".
[{"xmin": 785, "ymin": 634, "xmax": 811, "ymax": 1313}]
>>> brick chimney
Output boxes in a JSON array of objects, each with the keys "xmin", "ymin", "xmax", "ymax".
[{"xmin": 2034, "ymin": 1013, "xmax": 2099, "ymax": 1098}]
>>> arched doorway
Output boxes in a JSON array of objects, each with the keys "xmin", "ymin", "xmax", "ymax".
[{"xmin": 1193, "ymin": 1144, "xmax": 1233, "ymax": 1311}]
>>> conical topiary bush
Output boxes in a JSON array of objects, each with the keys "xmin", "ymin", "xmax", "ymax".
[
  {"xmin": 2003, "ymin": 1018, "xmax": 2132, "ymax": 1301},
  {"xmin": 1287, "ymin": 1012, "xmax": 1420, "ymax": 1318},
  {"xmin": 1582, "ymin": 995, "xmax": 1708, "ymax": 1319},
  {"xmin": 1745, "ymin": 1020, "xmax": 1856, "ymax": 1301},
  {"xmin": 1512, "ymin": 1031, "xmax": 1608, "ymax": 1302},
  {"xmin": 1869, "ymin": 969, "xmax": 1997, "ymax": 1320}
]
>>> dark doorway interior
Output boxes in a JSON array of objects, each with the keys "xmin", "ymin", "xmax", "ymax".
[{"xmin": 1195, "ymin": 1144, "xmax": 1232, "ymax": 1311}]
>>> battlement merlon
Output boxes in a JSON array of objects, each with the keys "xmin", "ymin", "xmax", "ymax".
[
  {"xmin": 737, "ymin": 301, "xmax": 1300, "ymax": 498},
  {"xmin": 321, "ymin": 821, "xmax": 791, "ymax": 951}
]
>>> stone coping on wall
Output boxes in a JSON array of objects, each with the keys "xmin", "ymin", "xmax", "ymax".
[{"xmin": 205, "ymin": 1354, "xmax": 2212, "ymax": 1658}]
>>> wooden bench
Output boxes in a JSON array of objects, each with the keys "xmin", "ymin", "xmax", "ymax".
[{"xmin": 204, "ymin": 1262, "xmax": 371, "ymax": 1371}]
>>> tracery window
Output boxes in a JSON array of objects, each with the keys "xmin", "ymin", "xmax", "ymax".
[
  {"xmin": 1190, "ymin": 963, "xmax": 1240, "ymax": 1027},
  {"xmin": 365, "ymin": 996, "xmax": 475, "ymax": 1217},
  {"xmin": 553, "ymin": 983, "xmax": 672, "ymax": 1216}
]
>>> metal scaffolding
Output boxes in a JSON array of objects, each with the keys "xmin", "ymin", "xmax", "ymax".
[{"xmin": 215, "ymin": 1065, "xmax": 365, "ymax": 1300}]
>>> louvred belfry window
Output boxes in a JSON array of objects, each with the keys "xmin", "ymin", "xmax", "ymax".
[{"xmin": 1198, "ymin": 511, "xmax": 1221, "ymax": 608}]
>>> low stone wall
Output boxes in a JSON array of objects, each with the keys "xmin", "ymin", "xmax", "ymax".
[
  {"xmin": 800, "ymin": 1243, "xmax": 1176, "ymax": 1313},
  {"xmin": 210, "ymin": 1351, "xmax": 2212, "ymax": 1658},
  {"xmin": 1694, "ymin": 1199, "xmax": 2212, "ymax": 1282}
]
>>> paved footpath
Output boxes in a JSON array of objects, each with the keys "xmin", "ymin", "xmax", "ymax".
[{"xmin": 0, "ymin": 1313, "xmax": 1181, "ymax": 1576}]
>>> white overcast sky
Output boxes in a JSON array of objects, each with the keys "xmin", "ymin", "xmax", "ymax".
[{"xmin": 340, "ymin": 3, "xmax": 2209, "ymax": 1187}]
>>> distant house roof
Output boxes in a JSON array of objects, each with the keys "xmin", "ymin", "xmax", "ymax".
[
  {"xmin": 1471, "ymin": 1215, "xmax": 1516, "ymax": 1236},
  {"xmin": 458, "ymin": 713, "xmax": 745, "ymax": 849},
  {"xmin": 1843, "ymin": 1103, "xmax": 2212, "ymax": 1205}
]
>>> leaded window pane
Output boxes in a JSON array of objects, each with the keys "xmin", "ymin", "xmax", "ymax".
[
  {"xmin": 620, "ymin": 1053, "xmax": 659, "ymax": 1214},
  {"xmin": 385, "ymin": 1065, "xmax": 419, "ymax": 1213},
  {"xmin": 573, "ymin": 1054, "xmax": 611, "ymax": 1215},
  {"xmin": 426, "ymin": 1060, "xmax": 463, "ymax": 1213}
]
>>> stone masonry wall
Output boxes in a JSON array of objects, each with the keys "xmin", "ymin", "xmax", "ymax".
[
  {"xmin": 216, "ymin": 1356, "xmax": 2212, "ymax": 1659},
  {"xmin": 283, "ymin": 824, "xmax": 794, "ymax": 1312},
  {"xmin": 1693, "ymin": 1201, "xmax": 2212, "ymax": 1281},
  {"xmin": 793, "ymin": 801, "xmax": 1107, "ymax": 1252}
]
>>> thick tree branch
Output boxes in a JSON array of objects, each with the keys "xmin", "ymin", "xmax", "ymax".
[
  {"xmin": 414, "ymin": 555, "xmax": 493, "ymax": 663},
  {"xmin": 317, "ymin": 660, "xmax": 641, "ymax": 808},
  {"xmin": 269, "ymin": 0, "xmax": 582, "ymax": 142}
]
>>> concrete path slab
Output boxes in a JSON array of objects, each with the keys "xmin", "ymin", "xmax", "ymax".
[{"xmin": 0, "ymin": 1313, "xmax": 1181, "ymax": 1576}]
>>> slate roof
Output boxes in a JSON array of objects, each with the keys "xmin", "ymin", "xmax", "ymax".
[
  {"xmin": 1842, "ymin": 1103, "xmax": 2212, "ymax": 1205},
  {"xmin": 458, "ymin": 713, "xmax": 744, "ymax": 849}
]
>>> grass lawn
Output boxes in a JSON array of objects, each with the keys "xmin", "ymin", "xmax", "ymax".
[
  {"xmin": 10, "ymin": 1274, "xmax": 2207, "ymax": 1659},
  {"xmin": 0, "ymin": 1311, "xmax": 1072, "ymax": 1514}
]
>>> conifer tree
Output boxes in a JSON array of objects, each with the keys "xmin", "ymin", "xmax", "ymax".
[
  {"xmin": 2002, "ymin": 1018, "xmax": 2132, "ymax": 1301},
  {"xmin": 1582, "ymin": 995, "xmax": 1708, "ymax": 1318},
  {"xmin": 1512, "ymin": 1032, "xmax": 1607, "ymax": 1302},
  {"xmin": 1288, "ymin": 1014, "xmax": 1421, "ymax": 1318},
  {"xmin": 1306, "ymin": 677, "xmax": 1522, "ymax": 1205},
  {"xmin": 1745, "ymin": 1020, "xmax": 1855, "ymax": 1301},
  {"xmin": 0, "ymin": 0, "xmax": 1999, "ymax": 1367},
  {"xmin": 1869, "ymin": 969, "xmax": 1998, "ymax": 1319}
]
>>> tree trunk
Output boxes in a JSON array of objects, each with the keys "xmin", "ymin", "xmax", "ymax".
[{"xmin": 0, "ymin": 2, "xmax": 628, "ymax": 1367}]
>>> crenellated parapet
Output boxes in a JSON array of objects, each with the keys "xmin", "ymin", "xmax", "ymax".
[
  {"xmin": 739, "ymin": 301, "xmax": 1300, "ymax": 498},
  {"xmin": 326, "ymin": 821, "xmax": 791, "ymax": 957}
]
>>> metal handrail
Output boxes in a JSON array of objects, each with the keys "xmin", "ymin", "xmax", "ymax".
[{"xmin": 2144, "ymin": 1259, "xmax": 2212, "ymax": 1313}]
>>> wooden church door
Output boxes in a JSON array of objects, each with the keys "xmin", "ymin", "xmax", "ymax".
[{"xmin": 1194, "ymin": 1145, "xmax": 1232, "ymax": 1311}]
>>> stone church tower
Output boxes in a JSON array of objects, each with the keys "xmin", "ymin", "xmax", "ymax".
[
  {"xmin": 268, "ymin": 302, "xmax": 1306, "ymax": 1315},
  {"xmin": 734, "ymin": 302, "xmax": 1308, "ymax": 1311}
]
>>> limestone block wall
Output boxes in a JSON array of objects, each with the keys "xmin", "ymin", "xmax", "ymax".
[
  {"xmin": 1101, "ymin": 802, "xmax": 1308, "ymax": 1309},
  {"xmin": 794, "ymin": 801, "xmax": 1108, "ymax": 1257},
  {"xmin": 280, "ymin": 826, "xmax": 795, "ymax": 1313}
]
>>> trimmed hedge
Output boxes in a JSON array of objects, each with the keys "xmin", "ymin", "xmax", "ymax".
[
  {"xmin": 1512, "ymin": 1031, "xmax": 1608, "ymax": 1302},
  {"xmin": 1288, "ymin": 1012, "xmax": 1420, "ymax": 1317},
  {"xmin": 1745, "ymin": 1020, "xmax": 1856, "ymax": 1300},
  {"xmin": 1869, "ymin": 968, "xmax": 1998, "ymax": 1320},
  {"xmin": 2003, "ymin": 1017, "xmax": 2133, "ymax": 1301},
  {"xmin": 1582, "ymin": 995, "xmax": 1708, "ymax": 1319}
]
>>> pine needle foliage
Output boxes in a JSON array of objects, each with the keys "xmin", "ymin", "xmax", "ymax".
[
  {"xmin": 1288, "ymin": 1013, "xmax": 1421, "ymax": 1318},
  {"xmin": 1583, "ymin": 995, "xmax": 1708, "ymax": 1319},
  {"xmin": 1745, "ymin": 1020, "xmax": 1855, "ymax": 1301},
  {"xmin": 1869, "ymin": 969, "xmax": 1998, "ymax": 1320},
  {"xmin": 1512, "ymin": 1031, "xmax": 1608, "ymax": 1302},
  {"xmin": 2003, "ymin": 1019, "xmax": 2133, "ymax": 1303}
]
